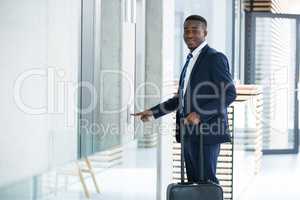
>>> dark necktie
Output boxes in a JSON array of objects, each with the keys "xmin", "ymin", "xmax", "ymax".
[{"xmin": 179, "ymin": 53, "xmax": 193, "ymax": 117}]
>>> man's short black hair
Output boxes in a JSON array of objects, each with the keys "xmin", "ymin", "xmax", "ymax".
[{"xmin": 184, "ymin": 15, "xmax": 207, "ymax": 28}]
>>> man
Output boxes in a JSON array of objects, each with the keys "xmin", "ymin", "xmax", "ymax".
[{"xmin": 133, "ymin": 15, "xmax": 236, "ymax": 184}]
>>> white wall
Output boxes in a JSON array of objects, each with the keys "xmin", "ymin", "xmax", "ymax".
[
  {"xmin": 288, "ymin": 0, "xmax": 300, "ymax": 14},
  {"xmin": 47, "ymin": 0, "xmax": 81, "ymax": 166},
  {"xmin": 174, "ymin": 0, "xmax": 233, "ymax": 77},
  {"xmin": 0, "ymin": 0, "xmax": 81, "ymax": 187},
  {"xmin": 161, "ymin": 0, "xmax": 175, "ymax": 199},
  {"xmin": 186, "ymin": 0, "xmax": 232, "ymax": 58}
]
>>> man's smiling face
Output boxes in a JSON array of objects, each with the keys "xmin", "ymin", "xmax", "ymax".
[{"xmin": 183, "ymin": 20, "xmax": 207, "ymax": 51}]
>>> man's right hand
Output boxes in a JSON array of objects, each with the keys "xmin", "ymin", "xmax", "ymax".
[{"xmin": 131, "ymin": 110, "xmax": 154, "ymax": 122}]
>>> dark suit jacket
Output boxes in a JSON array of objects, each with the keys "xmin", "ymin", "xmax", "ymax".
[{"xmin": 150, "ymin": 45, "xmax": 236, "ymax": 145}]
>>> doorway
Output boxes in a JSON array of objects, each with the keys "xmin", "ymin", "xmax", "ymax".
[{"xmin": 245, "ymin": 12, "xmax": 300, "ymax": 154}]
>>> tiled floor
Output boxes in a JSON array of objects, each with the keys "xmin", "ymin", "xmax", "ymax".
[
  {"xmin": 2, "ymin": 143, "xmax": 299, "ymax": 200},
  {"xmin": 48, "ymin": 141, "xmax": 158, "ymax": 200},
  {"xmin": 52, "ymin": 167, "xmax": 156, "ymax": 200},
  {"xmin": 238, "ymin": 153, "xmax": 300, "ymax": 200},
  {"xmin": 51, "ymin": 149, "xmax": 300, "ymax": 200}
]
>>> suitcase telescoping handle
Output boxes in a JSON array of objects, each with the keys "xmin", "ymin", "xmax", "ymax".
[
  {"xmin": 180, "ymin": 120, "xmax": 185, "ymax": 183},
  {"xmin": 198, "ymin": 123, "xmax": 205, "ymax": 182},
  {"xmin": 180, "ymin": 121, "xmax": 205, "ymax": 183}
]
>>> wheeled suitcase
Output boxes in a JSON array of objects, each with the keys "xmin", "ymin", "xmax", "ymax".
[{"xmin": 166, "ymin": 123, "xmax": 223, "ymax": 200}]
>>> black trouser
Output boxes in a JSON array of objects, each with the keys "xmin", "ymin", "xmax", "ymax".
[{"xmin": 183, "ymin": 134, "xmax": 221, "ymax": 184}]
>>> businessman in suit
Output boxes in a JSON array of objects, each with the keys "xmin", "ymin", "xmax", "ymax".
[{"xmin": 133, "ymin": 15, "xmax": 236, "ymax": 184}]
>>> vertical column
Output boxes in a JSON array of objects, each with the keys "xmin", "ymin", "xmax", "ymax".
[
  {"xmin": 135, "ymin": 0, "xmax": 146, "ymax": 141},
  {"xmin": 120, "ymin": 0, "xmax": 136, "ymax": 145},
  {"xmin": 80, "ymin": 0, "xmax": 97, "ymax": 157},
  {"xmin": 94, "ymin": 0, "xmax": 123, "ymax": 152},
  {"xmin": 161, "ymin": 0, "xmax": 175, "ymax": 200},
  {"xmin": 139, "ymin": 0, "xmax": 163, "ymax": 150},
  {"xmin": 144, "ymin": 0, "xmax": 175, "ymax": 199},
  {"xmin": 145, "ymin": 0, "xmax": 163, "ymax": 197},
  {"xmin": 93, "ymin": 0, "xmax": 136, "ymax": 164}
]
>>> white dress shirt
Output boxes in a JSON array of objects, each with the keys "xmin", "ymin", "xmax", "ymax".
[
  {"xmin": 149, "ymin": 41, "xmax": 208, "ymax": 121},
  {"xmin": 183, "ymin": 40, "xmax": 207, "ymax": 95}
]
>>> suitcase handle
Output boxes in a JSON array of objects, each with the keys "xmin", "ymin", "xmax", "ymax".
[
  {"xmin": 198, "ymin": 124, "xmax": 205, "ymax": 182},
  {"xmin": 180, "ymin": 119, "xmax": 185, "ymax": 183}
]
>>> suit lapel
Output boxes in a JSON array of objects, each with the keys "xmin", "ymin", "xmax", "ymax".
[
  {"xmin": 190, "ymin": 44, "xmax": 209, "ymax": 76},
  {"xmin": 185, "ymin": 45, "xmax": 209, "ymax": 89}
]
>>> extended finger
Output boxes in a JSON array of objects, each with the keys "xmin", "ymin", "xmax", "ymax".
[{"xmin": 131, "ymin": 112, "xmax": 143, "ymax": 116}]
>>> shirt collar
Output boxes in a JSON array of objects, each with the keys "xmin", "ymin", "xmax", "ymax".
[{"xmin": 190, "ymin": 40, "xmax": 207, "ymax": 57}]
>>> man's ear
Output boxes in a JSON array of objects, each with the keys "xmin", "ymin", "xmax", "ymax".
[{"xmin": 204, "ymin": 30, "xmax": 208, "ymax": 37}]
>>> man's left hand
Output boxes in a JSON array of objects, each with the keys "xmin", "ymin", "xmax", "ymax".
[{"xmin": 184, "ymin": 112, "xmax": 201, "ymax": 125}]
